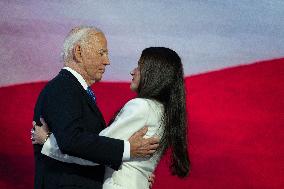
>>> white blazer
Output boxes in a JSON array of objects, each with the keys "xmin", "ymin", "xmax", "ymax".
[{"xmin": 41, "ymin": 98, "xmax": 164, "ymax": 189}]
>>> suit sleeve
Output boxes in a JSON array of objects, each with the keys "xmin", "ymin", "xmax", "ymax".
[
  {"xmin": 41, "ymin": 98, "xmax": 149, "ymax": 166},
  {"xmin": 42, "ymin": 83, "xmax": 124, "ymax": 170},
  {"xmin": 42, "ymin": 133, "xmax": 98, "ymax": 165}
]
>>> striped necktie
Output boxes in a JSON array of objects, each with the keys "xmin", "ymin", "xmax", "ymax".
[{"xmin": 86, "ymin": 87, "xmax": 96, "ymax": 103}]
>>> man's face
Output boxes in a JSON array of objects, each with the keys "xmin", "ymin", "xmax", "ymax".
[{"xmin": 80, "ymin": 32, "xmax": 109, "ymax": 84}]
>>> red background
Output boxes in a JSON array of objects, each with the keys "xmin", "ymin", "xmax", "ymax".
[{"xmin": 0, "ymin": 58, "xmax": 283, "ymax": 189}]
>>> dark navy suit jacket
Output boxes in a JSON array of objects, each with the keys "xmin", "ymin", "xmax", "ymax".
[{"xmin": 33, "ymin": 69, "xmax": 124, "ymax": 189}]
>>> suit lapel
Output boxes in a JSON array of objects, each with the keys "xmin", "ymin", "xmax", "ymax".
[{"xmin": 59, "ymin": 69, "xmax": 106, "ymax": 128}]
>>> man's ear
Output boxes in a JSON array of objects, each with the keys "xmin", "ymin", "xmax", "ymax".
[{"xmin": 73, "ymin": 44, "xmax": 83, "ymax": 63}]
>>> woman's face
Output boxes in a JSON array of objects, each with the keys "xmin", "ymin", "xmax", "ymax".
[{"xmin": 130, "ymin": 64, "xmax": 141, "ymax": 92}]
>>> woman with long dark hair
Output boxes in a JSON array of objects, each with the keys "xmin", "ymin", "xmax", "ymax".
[{"xmin": 33, "ymin": 47, "xmax": 190, "ymax": 188}]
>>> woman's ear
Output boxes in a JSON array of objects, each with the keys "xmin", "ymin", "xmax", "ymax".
[{"xmin": 73, "ymin": 44, "xmax": 83, "ymax": 63}]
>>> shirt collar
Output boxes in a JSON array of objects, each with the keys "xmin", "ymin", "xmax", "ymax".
[{"xmin": 63, "ymin": 67, "xmax": 94, "ymax": 90}]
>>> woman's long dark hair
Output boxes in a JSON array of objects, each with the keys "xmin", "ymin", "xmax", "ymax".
[{"xmin": 137, "ymin": 47, "xmax": 190, "ymax": 177}]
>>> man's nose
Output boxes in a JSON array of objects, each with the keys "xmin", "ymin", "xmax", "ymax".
[{"xmin": 103, "ymin": 55, "xmax": 110, "ymax": 65}]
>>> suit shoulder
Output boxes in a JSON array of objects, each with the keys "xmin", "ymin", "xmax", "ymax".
[
  {"xmin": 44, "ymin": 73, "xmax": 81, "ymax": 95},
  {"xmin": 47, "ymin": 73, "xmax": 75, "ymax": 87}
]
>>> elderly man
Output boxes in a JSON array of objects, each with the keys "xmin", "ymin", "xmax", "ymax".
[{"xmin": 32, "ymin": 26, "xmax": 158, "ymax": 189}]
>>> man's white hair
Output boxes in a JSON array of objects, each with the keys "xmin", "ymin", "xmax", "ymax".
[{"xmin": 61, "ymin": 26, "xmax": 102, "ymax": 62}]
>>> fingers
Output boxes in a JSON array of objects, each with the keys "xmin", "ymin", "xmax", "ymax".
[
  {"xmin": 148, "ymin": 174, "xmax": 155, "ymax": 188},
  {"xmin": 32, "ymin": 140, "xmax": 39, "ymax": 145},
  {"xmin": 30, "ymin": 125, "xmax": 40, "ymax": 143},
  {"xmin": 134, "ymin": 143, "xmax": 159, "ymax": 158},
  {"xmin": 32, "ymin": 120, "xmax": 40, "ymax": 128},
  {"xmin": 32, "ymin": 136, "xmax": 42, "ymax": 145},
  {"xmin": 150, "ymin": 173, "xmax": 155, "ymax": 180},
  {"xmin": 34, "ymin": 125, "xmax": 41, "ymax": 131},
  {"xmin": 40, "ymin": 117, "xmax": 46, "ymax": 126},
  {"xmin": 140, "ymin": 140, "xmax": 159, "ymax": 150},
  {"xmin": 136, "ymin": 127, "xmax": 148, "ymax": 136},
  {"xmin": 147, "ymin": 136, "xmax": 160, "ymax": 145},
  {"xmin": 34, "ymin": 125, "xmax": 46, "ymax": 136},
  {"xmin": 146, "ymin": 150, "xmax": 156, "ymax": 155},
  {"xmin": 129, "ymin": 127, "xmax": 148, "ymax": 144},
  {"xmin": 149, "ymin": 180, "xmax": 153, "ymax": 188},
  {"xmin": 31, "ymin": 124, "xmax": 35, "ymax": 142},
  {"xmin": 148, "ymin": 143, "xmax": 159, "ymax": 151},
  {"xmin": 141, "ymin": 139, "xmax": 159, "ymax": 156},
  {"xmin": 142, "ymin": 137, "xmax": 159, "ymax": 149},
  {"xmin": 31, "ymin": 120, "xmax": 46, "ymax": 144},
  {"xmin": 129, "ymin": 128, "xmax": 161, "ymax": 158},
  {"xmin": 40, "ymin": 117, "xmax": 49, "ymax": 131}
]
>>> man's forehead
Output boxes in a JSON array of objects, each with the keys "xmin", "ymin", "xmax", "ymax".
[
  {"xmin": 89, "ymin": 31, "xmax": 105, "ymax": 40},
  {"xmin": 89, "ymin": 33, "xmax": 106, "ymax": 43},
  {"xmin": 84, "ymin": 33, "xmax": 107, "ymax": 49}
]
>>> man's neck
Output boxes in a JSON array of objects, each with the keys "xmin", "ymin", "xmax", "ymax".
[{"xmin": 64, "ymin": 62, "xmax": 92, "ymax": 86}]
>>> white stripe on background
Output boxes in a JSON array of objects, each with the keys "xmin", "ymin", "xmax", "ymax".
[{"xmin": 0, "ymin": 0, "xmax": 284, "ymax": 86}]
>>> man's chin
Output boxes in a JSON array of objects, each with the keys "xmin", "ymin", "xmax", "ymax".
[{"xmin": 94, "ymin": 76, "xmax": 103, "ymax": 82}]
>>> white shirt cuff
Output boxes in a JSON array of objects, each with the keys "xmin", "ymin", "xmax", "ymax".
[{"xmin": 122, "ymin": 140, "xmax": 130, "ymax": 161}]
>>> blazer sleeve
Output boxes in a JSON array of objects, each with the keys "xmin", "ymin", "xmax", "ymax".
[{"xmin": 42, "ymin": 82, "xmax": 124, "ymax": 170}]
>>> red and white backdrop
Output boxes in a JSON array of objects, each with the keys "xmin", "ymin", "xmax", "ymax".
[{"xmin": 0, "ymin": 1, "xmax": 283, "ymax": 188}]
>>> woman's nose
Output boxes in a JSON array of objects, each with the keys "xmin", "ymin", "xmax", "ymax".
[{"xmin": 130, "ymin": 69, "xmax": 135, "ymax": 76}]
